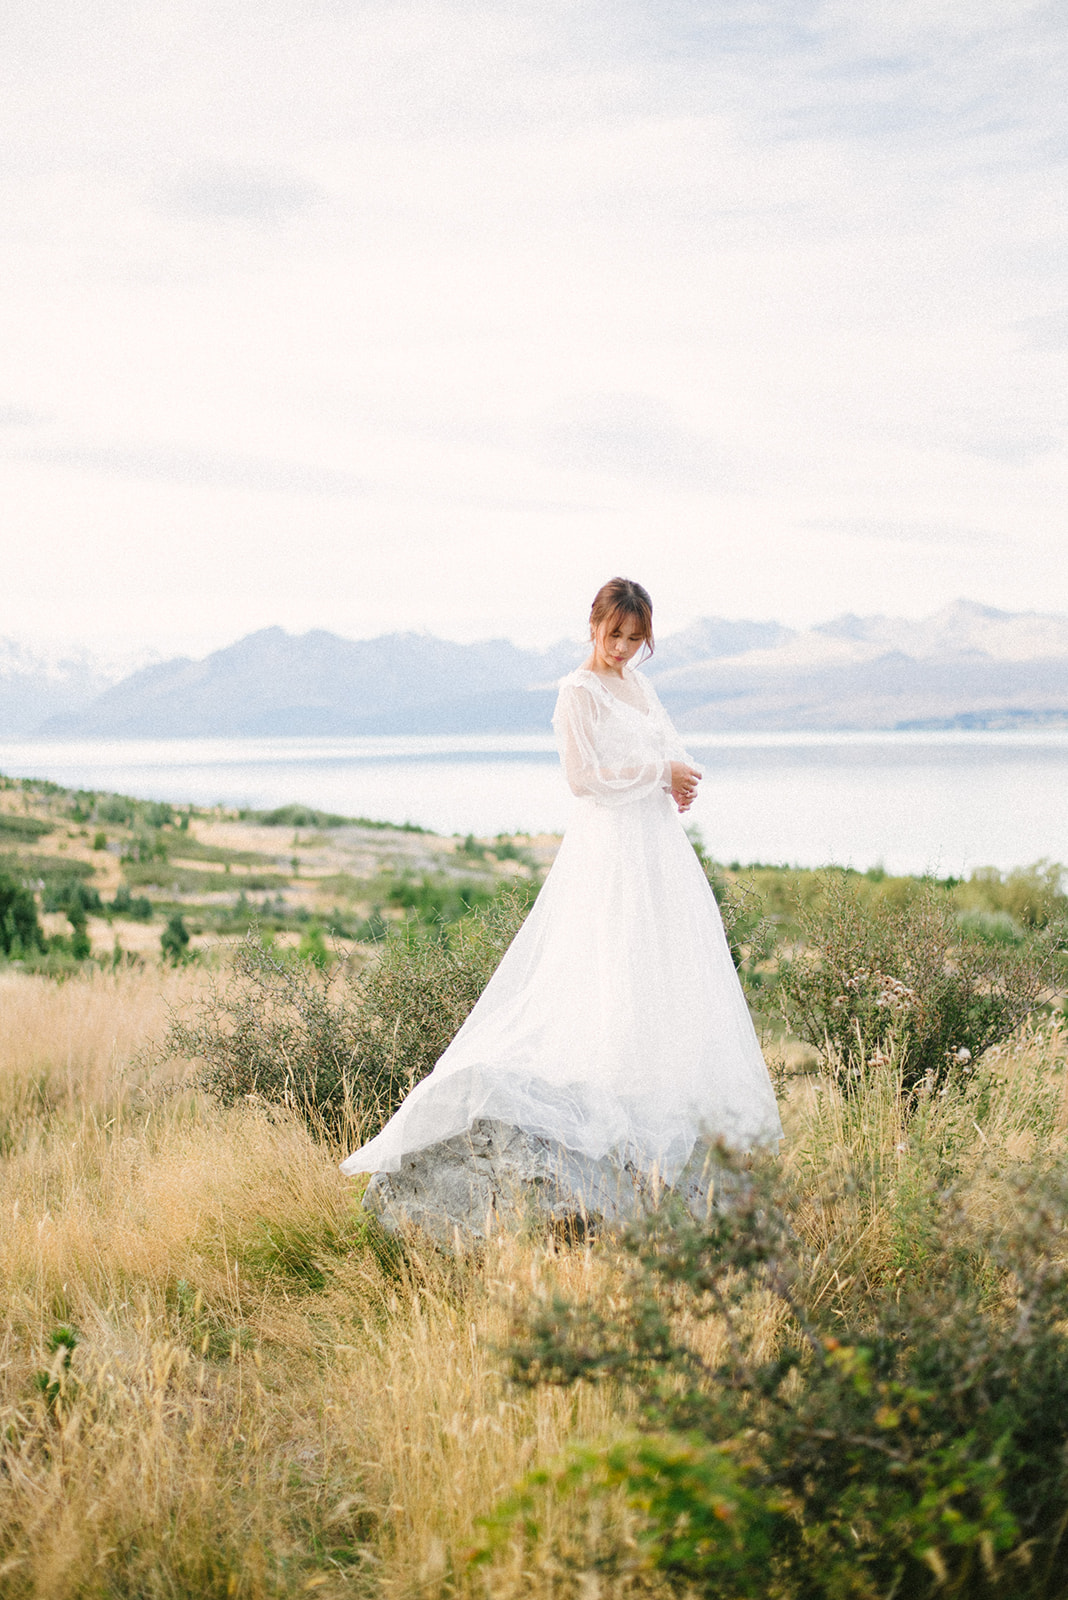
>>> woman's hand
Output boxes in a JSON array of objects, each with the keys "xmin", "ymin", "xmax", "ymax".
[{"xmin": 669, "ymin": 761, "xmax": 702, "ymax": 813}]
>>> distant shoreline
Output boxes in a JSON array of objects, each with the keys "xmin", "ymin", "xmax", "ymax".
[{"xmin": 4, "ymin": 729, "xmax": 1068, "ymax": 877}]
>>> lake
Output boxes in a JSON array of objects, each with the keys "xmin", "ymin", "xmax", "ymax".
[{"xmin": 2, "ymin": 730, "xmax": 1067, "ymax": 877}]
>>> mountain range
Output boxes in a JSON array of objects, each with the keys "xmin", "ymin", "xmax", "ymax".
[
  {"xmin": 0, "ymin": 640, "xmax": 142, "ymax": 737},
  {"xmin": 6, "ymin": 601, "xmax": 1068, "ymax": 738}
]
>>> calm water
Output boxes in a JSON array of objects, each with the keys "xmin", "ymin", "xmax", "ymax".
[{"xmin": 2, "ymin": 731, "xmax": 1067, "ymax": 876}]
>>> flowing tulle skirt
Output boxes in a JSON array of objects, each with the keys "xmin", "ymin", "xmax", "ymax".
[{"xmin": 341, "ymin": 788, "xmax": 783, "ymax": 1181}]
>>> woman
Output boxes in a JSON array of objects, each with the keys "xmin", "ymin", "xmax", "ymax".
[{"xmin": 341, "ymin": 577, "xmax": 782, "ymax": 1187}]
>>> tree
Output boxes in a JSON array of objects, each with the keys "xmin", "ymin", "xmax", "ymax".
[
  {"xmin": 66, "ymin": 899, "xmax": 92, "ymax": 961},
  {"xmin": 0, "ymin": 871, "xmax": 45, "ymax": 957},
  {"xmin": 161, "ymin": 912, "xmax": 191, "ymax": 963}
]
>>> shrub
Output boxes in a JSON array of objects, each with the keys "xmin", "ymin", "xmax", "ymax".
[
  {"xmin": 161, "ymin": 912, "xmax": 191, "ymax": 963},
  {"xmin": 42, "ymin": 879, "xmax": 103, "ymax": 915},
  {"xmin": 955, "ymin": 859, "xmax": 1068, "ymax": 929},
  {"xmin": 296, "ymin": 923, "xmax": 330, "ymax": 968},
  {"xmin": 487, "ymin": 1154, "xmax": 1068, "ymax": 1598},
  {"xmin": 165, "ymin": 887, "xmax": 532, "ymax": 1146},
  {"xmin": 710, "ymin": 872, "xmax": 775, "ymax": 985},
  {"xmin": 779, "ymin": 873, "xmax": 1065, "ymax": 1092},
  {"xmin": 356, "ymin": 889, "xmax": 531, "ymax": 1096},
  {"xmin": 124, "ymin": 829, "xmax": 169, "ymax": 865},
  {"xmin": 955, "ymin": 907, "xmax": 1028, "ymax": 945},
  {"xmin": 493, "ymin": 834, "xmax": 536, "ymax": 868},
  {"xmin": 0, "ymin": 813, "xmax": 53, "ymax": 842},
  {"xmin": 66, "ymin": 900, "xmax": 92, "ymax": 961},
  {"xmin": 386, "ymin": 873, "xmax": 496, "ymax": 925},
  {"xmin": 95, "ymin": 794, "xmax": 134, "ymax": 825},
  {"xmin": 689, "ymin": 836, "xmax": 775, "ymax": 990},
  {"xmin": 0, "ymin": 870, "xmax": 45, "ymax": 957},
  {"xmin": 110, "ymin": 885, "xmax": 154, "ymax": 920},
  {"xmin": 241, "ymin": 803, "xmax": 427, "ymax": 831}
]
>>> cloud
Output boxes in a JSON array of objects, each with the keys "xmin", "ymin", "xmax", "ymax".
[
  {"xmin": 0, "ymin": 0, "xmax": 1065, "ymax": 654},
  {"xmin": 537, "ymin": 394, "xmax": 788, "ymax": 493},
  {"xmin": 0, "ymin": 404, "xmax": 44, "ymax": 427},
  {"xmin": 884, "ymin": 411, "xmax": 1063, "ymax": 466},
  {"xmin": 1016, "ymin": 310, "xmax": 1068, "ymax": 352},
  {"xmin": 808, "ymin": 518, "xmax": 1012, "ymax": 550},
  {"xmin": 161, "ymin": 164, "xmax": 324, "ymax": 222},
  {"xmin": 9, "ymin": 441, "xmax": 366, "ymax": 496}
]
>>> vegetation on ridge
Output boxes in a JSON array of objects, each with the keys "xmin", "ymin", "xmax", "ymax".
[
  {"xmin": 2, "ymin": 768, "xmax": 1068, "ymax": 1594},
  {"xmin": 0, "ymin": 769, "xmax": 545, "ymax": 971},
  {"xmin": 1, "ymin": 957, "xmax": 1067, "ymax": 1596}
]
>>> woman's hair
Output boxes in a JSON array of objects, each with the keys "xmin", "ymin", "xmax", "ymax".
[{"xmin": 589, "ymin": 577, "xmax": 654, "ymax": 657}]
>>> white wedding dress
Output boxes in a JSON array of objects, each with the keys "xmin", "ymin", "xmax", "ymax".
[{"xmin": 341, "ymin": 666, "xmax": 783, "ymax": 1184}]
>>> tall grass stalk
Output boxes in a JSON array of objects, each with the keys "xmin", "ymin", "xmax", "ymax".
[
  {"xmin": 0, "ymin": 968, "xmax": 638, "ymax": 1599},
  {"xmin": 2, "ymin": 968, "xmax": 1067, "ymax": 1595},
  {"xmin": 782, "ymin": 1020, "xmax": 1068, "ymax": 1307}
]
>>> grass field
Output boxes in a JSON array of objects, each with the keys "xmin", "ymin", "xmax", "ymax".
[
  {"xmin": 0, "ymin": 964, "xmax": 644, "ymax": 1598},
  {"xmin": 3, "ymin": 774, "xmax": 1068, "ymax": 1593},
  {"xmin": 1, "ymin": 959, "xmax": 1066, "ymax": 1597}
]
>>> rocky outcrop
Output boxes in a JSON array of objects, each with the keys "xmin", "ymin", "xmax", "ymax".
[{"xmin": 360, "ymin": 1118, "xmax": 739, "ymax": 1249}]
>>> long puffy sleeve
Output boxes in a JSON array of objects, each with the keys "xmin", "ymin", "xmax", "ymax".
[
  {"xmin": 642, "ymin": 675, "xmax": 695, "ymax": 766},
  {"xmin": 553, "ymin": 678, "xmax": 672, "ymax": 808}
]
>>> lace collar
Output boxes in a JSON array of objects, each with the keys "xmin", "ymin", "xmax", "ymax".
[{"xmin": 567, "ymin": 666, "xmax": 651, "ymax": 716}]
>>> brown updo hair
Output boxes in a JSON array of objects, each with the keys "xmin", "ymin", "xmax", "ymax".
[{"xmin": 589, "ymin": 577, "xmax": 654, "ymax": 660}]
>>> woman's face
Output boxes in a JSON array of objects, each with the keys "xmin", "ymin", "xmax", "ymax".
[{"xmin": 591, "ymin": 611, "xmax": 648, "ymax": 672}]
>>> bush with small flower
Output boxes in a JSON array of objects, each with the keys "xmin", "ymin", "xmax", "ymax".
[
  {"xmin": 483, "ymin": 1150, "xmax": 1068, "ymax": 1598},
  {"xmin": 778, "ymin": 872, "xmax": 1066, "ymax": 1092}
]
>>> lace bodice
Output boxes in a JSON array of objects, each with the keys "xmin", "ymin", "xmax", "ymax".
[{"xmin": 552, "ymin": 667, "xmax": 693, "ymax": 808}]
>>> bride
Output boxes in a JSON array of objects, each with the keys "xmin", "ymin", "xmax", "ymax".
[{"xmin": 341, "ymin": 577, "xmax": 783, "ymax": 1188}]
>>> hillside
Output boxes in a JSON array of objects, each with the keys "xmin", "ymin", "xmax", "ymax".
[{"xmin": 23, "ymin": 600, "xmax": 1068, "ymax": 737}]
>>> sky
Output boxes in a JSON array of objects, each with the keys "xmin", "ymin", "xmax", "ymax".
[{"xmin": 0, "ymin": 0, "xmax": 1065, "ymax": 660}]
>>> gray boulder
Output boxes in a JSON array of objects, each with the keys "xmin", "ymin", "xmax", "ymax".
[{"xmin": 361, "ymin": 1118, "xmax": 739, "ymax": 1249}]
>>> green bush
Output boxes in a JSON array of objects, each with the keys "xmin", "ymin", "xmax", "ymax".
[
  {"xmin": 779, "ymin": 874, "xmax": 1065, "ymax": 1092},
  {"xmin": 241, "ymin": 803, "xmax": 427, "ymax": 832},
  {"xmin": 709, "ymin": 873, "xmax": 775, "ymax": 984},
  {"xmin": 109, "ymin": 885, "xmax": 154, "ymax": 920},
  {"xmin": 0, "ymin": 813, "xmax": 53, "ymax": 842},
  {"xmin": 296, "ymin": 923, "xmax": 330, "ymax": 968},
  {"xmin": 955, "ymin": 907, "xmax": 1027, "ymax": 945},
  {"xmin": 95, "ymin": 795, "xmax": 134, "ymax": 825},
  {"xmin": 955, "ymin": 859, "xmax": 1068, "ymax": 929},
  {"xmin": 161, "ymin": 912, "xmax": 191, "ymax": 963},
  {"xmin": 66, "ymin": 899, "xmax": 92, "ymax": 961},
  {"xmin": 42, "ymin": 880, "xmax": 103, "ymax": 915},
  {"xmin": 386, "ymin": 873, "xmax": 496, "ymax": 926},
  {"xmin": 488, "ymin": 1155, "xmax": 1068, "ymax": 1598},
  {"xmin": 688, "ymin": 836, "xmax": 775, "ymax": 989},
  {"xmin": 165, "ymin": 888, "xmax": 532, "ymax": 1146},
  {"xmin": 0, "ymin": 871, "xmax": 45, "ymax": 957},
  {"xmin": 123, "ymin": 829, "xmax": 169, "ymax": 865}
]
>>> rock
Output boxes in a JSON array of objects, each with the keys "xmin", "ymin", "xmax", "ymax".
[{"xmin": 361, "ymin": 1118, "xmax": 737, "ymax": 1249}]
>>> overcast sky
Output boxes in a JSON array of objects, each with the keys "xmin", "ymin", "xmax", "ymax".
[{"xmin": 1, "ymin": 0, "xmax": 1065, "ymax": 659}]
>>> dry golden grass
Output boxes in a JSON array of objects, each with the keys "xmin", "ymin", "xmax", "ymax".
[
  {"xmin": 1, "ymin": 966, "xmax": 1065, "ymax": 1598},
  {"xmin": 779, "ymin": 1018, "xmax": 1068, "ymax": 1311},
  {"xmin": 0, "ymin": 968, "xmax": 646, "ymax": 1600}
]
